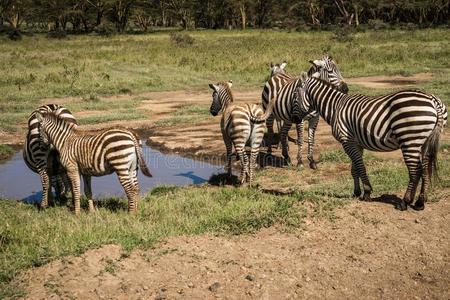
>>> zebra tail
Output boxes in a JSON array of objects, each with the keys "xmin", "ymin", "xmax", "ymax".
[
  {"xmin": 250, "ymin": 96, "xmax": 276, "ymax": 123},
  {"xmin": 133, "ymin": 135, "xmax": 152, "ymax": 178},
  {"xmin": 422, "ymin": 108, "xmax": 445, "ymax": 185}
]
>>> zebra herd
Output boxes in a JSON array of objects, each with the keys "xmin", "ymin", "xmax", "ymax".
[{"xmin": 24, "ymin": 55, "xmax": 447, "ymax": 214}]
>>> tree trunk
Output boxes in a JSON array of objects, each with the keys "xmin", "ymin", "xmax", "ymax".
[{"xmin": 239, "ymin": 4, "xmax": 246, "ymax": 30}]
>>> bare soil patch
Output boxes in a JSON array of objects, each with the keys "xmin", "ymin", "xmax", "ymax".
[
  {"xmin": 346, "ymin": 72, "xmax": 432, "ymax": 89},
  {"xmin": 17, "ymin": 198, "xmax": 450, "ymax": 299}
]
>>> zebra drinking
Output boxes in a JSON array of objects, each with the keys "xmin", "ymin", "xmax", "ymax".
[
  {"xmin": 23, "ymin": 104, "xmax": 77, "ymax": 209},
  {"xmin": 293, "ymin": 75, "xmax": 447, "ymax": 210},
  {"xmin": 262, "ymin": 56, "xmax": 349, "ymax": 168},
  {"xmin": 35, "ymin": 112, "xmax": 152, "ymax": 214},
  {"xmin": 209, "ymin": 81, "xmax": 274, "ymax": 185}
]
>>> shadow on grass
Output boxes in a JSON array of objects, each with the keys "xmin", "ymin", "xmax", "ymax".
[
  {"xmin": 95, "ymin": 198, "xmax": 129, "ymax": 212},
  {"xmin": 371, "ymin": 194, "xmax": 402, "ymax": 209},
  {"xmin": 257, "ymin": 151, "xmax": 286, "ymax": 168},
  {"xmin": 208, "ymin": 173, "xmax": 239, "ymax": 186}
]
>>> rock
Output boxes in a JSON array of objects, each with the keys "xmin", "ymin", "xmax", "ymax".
[
  {"xmin": 187, "ymin": 282, "xmax": 195, "ymax": 288},
  {"xmin": 208, "ymin": 282, "xmax": 221, "ymax": 292},
  {"xmin": 143, "ymin": 286, "xmax": 149, "ymax": 291},
  {"xmin": 155, "ymin": 292, "xmax": 166, "ymax": 300},
  {"xmin": 245, "ymin": 274, "xmax": 256, "ymax": 281}
]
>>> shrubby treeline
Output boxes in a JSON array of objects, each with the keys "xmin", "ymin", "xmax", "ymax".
[{"xmin": 0, "ymin": 0, "xmax": 449, "ymax": 34}]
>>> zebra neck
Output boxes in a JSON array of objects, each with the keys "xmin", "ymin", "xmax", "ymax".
[
  {"xmin": 309, "ymin": 82, "xmax": 345, "ymax": 125},
  {"xmin": 46, "ymin": 121, "xmax": 74, "ymax": 151}
]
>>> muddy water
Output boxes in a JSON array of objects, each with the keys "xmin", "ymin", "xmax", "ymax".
[{"xmin": 0, "ymin": 146, "xmax": 224, "ymax": 202}]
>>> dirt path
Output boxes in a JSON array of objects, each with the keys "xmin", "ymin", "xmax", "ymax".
[{"xmin": 17, "ymin": 198, "xmax": 450, "ymax": 299}]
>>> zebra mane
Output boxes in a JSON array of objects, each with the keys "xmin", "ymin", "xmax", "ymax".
[
  {"xmin": 309, "ymin": 77, "xmax": 344, "ymax": 92},
  {"xmin": 217, "ymin": 81, "xmax": 235, "ymax": 102}
]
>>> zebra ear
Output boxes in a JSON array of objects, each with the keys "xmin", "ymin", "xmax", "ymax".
[
  {"xmin": 311, "ymin": 59, "xmax": 325, "ymax": 67},
  {"xmin": 209, "ymin": 83, "xmax": 217, "ymax": 91},
  {"xmin": 269, "ymin": 62, "xmax": 274, "ymax": 68},
  {"xmin": 280, "ymin": 61, "xmax": 287, "ymax": 69},
  {"xmin": 300, "ymin": 71, "xmax": 308, "ymax": 82},
  {"xmin": 227, "ymin": 80, "xmax": 233, "ymax": 88}
]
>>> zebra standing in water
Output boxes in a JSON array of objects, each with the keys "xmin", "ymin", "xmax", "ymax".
[
  {"xmin": 293, "ymin": 75, "xmax": 447, "ymax": 210},
  {"xmin": 262, "ymin": 56, "xmax": 349, "ymax": 168},
  {"xmin": 24, "ymin": 104, "xmax": 77, "ymax": 208},
  {"xmin": 35, "ymin": 112, "xmax": 152, "ymax": 214},
  {"xmin": 209, "ymin": 81, "xmax": 274, "ymax": 185}
]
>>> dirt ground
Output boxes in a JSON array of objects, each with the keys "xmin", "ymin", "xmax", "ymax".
[
  {"xmin": 17, "ymin": 198, "xmax": 450, "ymax": 299},
  {"xmin": 7, "ymin": 73, "xmax": 450, "ymax": 299}
]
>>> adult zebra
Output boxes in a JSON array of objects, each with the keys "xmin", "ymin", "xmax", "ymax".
[
  {"xmin": 262, "ymin": 56, "xmax": 349, "ymax": 168},
  {"xmin": 23, "ymin": 104, "xmax": 77, "ymax": 209},
  {"xmin": 35, "ymin": 112, "xmax": 152, "ymax": 214},
  {"xmin": 293, "ymin": 75, "xmax": 447, "ymax": 210},
  {"xmin": 209, "ymin": 81, "xmax": 273, "ymax": 185}
]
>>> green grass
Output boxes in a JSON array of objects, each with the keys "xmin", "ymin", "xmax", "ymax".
[
  {"xmin": 154, "ymin": 104, "xmax": 210, "ymax": 127},
  {"xmin": 0, "ymin": 144, "xmax": 14, "ymax": 160},
  {"xmin": 1, "ymin": 29, "xmax": 449, "ymax": 132},
  {"xmin": 0, "ymin": 186, "xmax": 304, "ymax": 298}
]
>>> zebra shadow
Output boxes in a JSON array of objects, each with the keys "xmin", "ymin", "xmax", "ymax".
[
  {"xmin": 208, "ymin": 173, "xmax": 240, "ymax": 186},
  {"xmin": 370, "ymin": 194, "xmax": 403, "ymax": 209}
]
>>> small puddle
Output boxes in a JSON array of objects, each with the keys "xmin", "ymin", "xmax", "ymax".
[{"xmin": 0, "ymin": 146, "xmax": 224, "ymax": 202}]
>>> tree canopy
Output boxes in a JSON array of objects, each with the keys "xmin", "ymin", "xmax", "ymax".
[{"xmin": 1, "ymin": 0, "xmax": 449, "ymax": 33}]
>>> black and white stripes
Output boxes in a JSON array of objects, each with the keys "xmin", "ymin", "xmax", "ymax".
[
  {"xmin": 35, "ymin": 112, "xmax": 152, "ymax": 214},
  {"xmin": 23, "ymin": 104, "xmax": 77, "ymax": 208},
  {"xmin": 293, "ymin": 76, "xmax": 447, "ymax": 210},
  {"xmin": 261, "ymin": 56, "xmax": 348, "ymax": 168},
  {"xmin": 209, "ymin": 81, "xmax": 268, "ymax": 185}
]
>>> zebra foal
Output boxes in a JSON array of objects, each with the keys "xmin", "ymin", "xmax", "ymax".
[
  {"xmin": 262, "ymin": 56, "xmax": 348, "ymax": 168},
  {"xmin": 293, "ymin": 75, "xmax": 447, "ymax": 210},
  {"xmin": 35, "ymin": 112, "xmax": 152, "ymax": 214},
  {"xmin": 209, "ymin": 81, "xmax": 274, "ymax": 185},
  {"xmin": 24, "ymin": 104, "xmax": 76, "ymax": 208}
]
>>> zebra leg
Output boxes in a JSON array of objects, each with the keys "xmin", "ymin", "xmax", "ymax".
[
  {"xmin": 224, "ymin": 136, "xmax": 233, "ymax": 176},
  {"xmin": 307, "ymin": 116, "xmax": 319, "ymax": 170},
  {"xmin": 280, "ymin": 121, "xmax": 292, "ymax": 166},
  {"xmin": 83, "ymin": 175, "xmax": 96, "ymax": 213},
  {"xmin": 295, "ymin": 121, "xmax": 304, "ymax": 168},
  {"xmin": 118, "ymin": 174, "xmax": 139, "ymax": 213},
  {"xmin": 235, "ymin": 147, "xmax": 248, "ymax": 184},
  {"xmin": 413, "ymin": 162, "xmax": 427, "ymax": 211},
  {"xmin": 38, "ymin": 169, "xmax": 51, "ymax": 209},
  {"xmin": 266, "ymin": 114, "xmax": 274, "ymax": 155},
  {"xmin": 342, "ymin": 143, "xmax": 372, "ymax": 201},
  {"xmin": 400, "ymin": 149, "xmax": 422, "ymax": 211},
  {"xmin": 67, "ymin": 168, "xmax": 81, "ymax": 215}
]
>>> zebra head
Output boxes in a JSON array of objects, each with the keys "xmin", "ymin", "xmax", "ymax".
[
  {"xmin": 291, "ymin": 72, "xmax": 311, "ymax": 123},
  {"xmin": 35, "ymin": 112, "xmax": 76, "ymax": 145},
  {"xmin": 308, "ymin": 56, "xmax": 349, "ymax": 93},
  {"xmin": 269, "ymin": 61, "xmax": 287, "ymax": 77},
  {"xmin": 209, "ymin": 80, "xmax": 233, "ymax": 116}
]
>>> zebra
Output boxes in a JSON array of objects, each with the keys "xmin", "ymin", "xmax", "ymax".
[
  {"xmin": 23, "ymin": 104, "xmax": 77, "ymax": 209},
  {"xmin": 262, "ymin": 56, "xmax": 349, "ymax": 168},
  {"xmin": 209, "ymin": 80, "xmax": 275, "ymax": 185},
  {"xmin": 292, "ymin": 74, "xmax": 447, "ymax": 211},
  {"xmin": 34, "ymin": 112, "xmax": 152, "ymax": 214}
]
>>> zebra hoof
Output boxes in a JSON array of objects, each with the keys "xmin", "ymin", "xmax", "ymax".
[
  {"xmin": 398, "ymin": 200, "xmax": 408, "ymax": 211},
  {"xmin": 413, "ymin": 196, "xmax": 425, "ymax": 211},
  {"xmin": 296, "ymin": 161, "xmax": 304, "ymax": 169},
  {"xmin": 360, "ymin": 194, "xmax": 371, "ymax": 202},
  {"xmin": 309, "ymin": 161, "xmax": 318, "ymax": 170}
]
